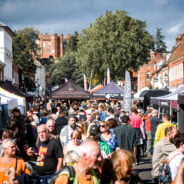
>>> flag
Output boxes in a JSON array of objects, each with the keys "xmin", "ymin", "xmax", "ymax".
[
  {"xmin": 83, "ymin": 74, "xmax": 87, "ymax": 91},
  {"xmin": 123, "ymin": 70, "xmax": 131, "ymax": 114},
  {"xmin": 107, "ymin": 68, "xmax": 110, "ymax": 84}
]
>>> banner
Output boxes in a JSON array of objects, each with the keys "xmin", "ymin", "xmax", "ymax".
[{"xmin": 123, "ymin": 70, "xmax": 131, "ymax": 113}]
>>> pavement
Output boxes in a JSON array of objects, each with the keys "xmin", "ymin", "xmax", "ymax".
[{"xmin": 134, "ymin": 157, "xmax": 154, "ymax": 184}]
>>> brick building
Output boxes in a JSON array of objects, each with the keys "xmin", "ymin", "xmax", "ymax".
[
  {"xmin": 169, "ymin": 33, "xmax": 184, "ymax": 89},
  {"xmin": 37, "ymin": 33, "xmax": 70, "ymax": 59},
  {"xmin": 137, "ymin": 50, "xmax": 168, "ymax": 91}
]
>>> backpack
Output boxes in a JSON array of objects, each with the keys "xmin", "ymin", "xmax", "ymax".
[
  {"xmin": 49, "ymin": 166, "xmax": 76, "ymax": 184},
  {"xmin": 158, "ymin": 153, "xmax": 181, "ymax": 184}
]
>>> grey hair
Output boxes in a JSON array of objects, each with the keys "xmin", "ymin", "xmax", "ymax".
[{"xmin": 2, "ymin": 139, "xmax": 16, "ymax": 149}]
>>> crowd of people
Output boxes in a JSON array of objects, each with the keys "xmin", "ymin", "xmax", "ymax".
[{"xmin": 0, "ymin": 97, "xmax": 183, "ymax": 184}]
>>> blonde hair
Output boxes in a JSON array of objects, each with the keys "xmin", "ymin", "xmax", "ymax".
[
  {"xmin": 111, "ymin": 149, "xmax": 136, "ymax": 180},
  {"xmin": 63, "ymin": 150, "xmax": 80, "ymax": 166}
]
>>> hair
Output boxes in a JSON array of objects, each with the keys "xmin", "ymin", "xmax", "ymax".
[
  {"xmin": 165, "ymin": 126, "xmax": 176, "ymax": 136},
  {"xmin": 108, "ymin": 107, "xmax": 115, "ymax": 114},
  {"xmin": 6, "ymin": 119, "xmax": 18, "ymax": 131},
  {"xmin": 77, "ymin": 121, "xmax": 87, "ymax": 135},
  {"xmin": 171, "ymin": 132, "xmax": 184, "ymax": 148},
  {"xmin": 2, "ymin": 129, "xmax": 14, "ymax": 140},
  {"xmin": 63, "ymin": 150, "xmax": 80, "ymax": 166},
  {"xmin": 111, "ymin": 149, "xmax": 136, "ymax": 181},
  {"xmin": 11, "ymin": 108, "xmax": 20, "ymax": 114},
  {"xmin": 77, "ymin": 140, "xmax": 98, "ymax": 157},
  {"xmin": 163, "ymin": 113, "xmax": 170, "ymax": 121},
  {"xmin": 100, "ymin": 121, "xmax": 110, "ymax": 127},
  {"xmin": 71, "ymin": 130, "xmax": 82, "ymax": 140},
  {"xmin": 120, "ymin": 115, "xmax": 130, "ymax": 124},
  {"xmin": 106, "ymin": 118, "xmax": 118, "ymax": 128},
  {"xmin": 131, "ymin": 107, "xmax": 138, "ymax": 114},
  {"xmin": 2, "ymin": 138, "xmax": 16, "ymax": 149},
  {"xmin": 27, "ymin": 109, "xmax": 33, "ymax": 114}
]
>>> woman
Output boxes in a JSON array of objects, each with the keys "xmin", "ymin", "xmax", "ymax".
[
  {"xmin": 168, "ymin": 132, "xmax": 184, "ymax": 181},
  {"xmin": 0, "ymin": 139, "xmax": 31, "ymax": 184},
  {"xmin": 102, "ymin": 149, "xmax": 143, "ymax": 184},
  {"xmin": 99, "ymin": 121, "xmax": 119, "ymax": 152},
  {"xmin": 64, "ymin": 130, "xmax": 82, "ymax": 155},
  {"xmin": 76, "ymin": 121, "xmax": 88, "ymax": 140}
]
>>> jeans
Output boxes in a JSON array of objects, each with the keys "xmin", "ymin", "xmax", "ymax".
[{"xmin": 146, "ymin": 131, "xmax": 152, "ymax": 155}]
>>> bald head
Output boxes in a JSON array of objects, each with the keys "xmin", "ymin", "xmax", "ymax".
[{"xmin": 77, "ymin": 141, "xmax": 102, "ymax": 171}]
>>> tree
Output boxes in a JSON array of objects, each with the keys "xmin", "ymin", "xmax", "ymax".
[
  {"xmin": 77, "ymin": 10, "xmax": 153, "ymax": 82},
  {"xmin": 49, "ymin": 52, "xmax": 83, "ymax": 86},
  {"xmin": 65, "ymin": 32, "xmax": 79, "ymax": 52},
  {"xmin": 13, "ymin": 28, "xmax": 39, "ymax": 90},
  {"xmin": 154, "ymin": 28, "xmax": 167, "ymax": 53}
]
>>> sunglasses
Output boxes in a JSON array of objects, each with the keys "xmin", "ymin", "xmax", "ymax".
[
  {"xmin": 77, "ymin": 125, "xmax": 82, "ymax": 128},
  {"xmin": 99, "ymin": 125, "xmax": 106, "ymax": 128}
]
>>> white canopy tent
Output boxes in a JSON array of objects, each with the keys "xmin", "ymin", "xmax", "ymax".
[
  {"xmin": 0, "ymin": 87, "xmax": 26, "ymax": 113},
  {"xmin": 0, "ymin": 93, "xmax": 18, "ymax": 110}
]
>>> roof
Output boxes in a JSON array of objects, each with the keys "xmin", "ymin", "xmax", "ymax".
[
  {"xmin": 0, "ymin": 22, "xmax": 15, "ymax": 37},
  {"xmin": 89, "ymin": 84, "xmax": 104, "ymax": 94},
  {"xmin": 51, "ymin": 80, "xmax": 90, "ymax": 99},
  {"xmin": 92, "ymin": 81, "xmax": 124, "ymax": 99},
  {"xmin": 0, "ymin": 80, "xmax": 30, "ymax": 97}
]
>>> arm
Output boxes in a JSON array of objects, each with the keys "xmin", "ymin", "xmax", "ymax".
[
  {"xmin": 56, "ymin": 157, "xmax": 63, "ymax": 172},
  {"xmin": 172, "ymin": 161, "xmax": 184, "ymax": 184},
  {"xmin": 154, "ymin": 125, "xmax": 160, "ymax": 147}
]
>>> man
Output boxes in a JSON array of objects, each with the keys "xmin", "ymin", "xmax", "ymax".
[
  {"xmin": 26, "ymin": 109, "xmax": 40, "ymax": 126},
  {"xmin": 114, "ymin": 115, "xmax": 136, "ymax": 153},
  {"xmin": 11, "ymin": 108, "xmax": 26, "ymax": 139},
  {"xmin": 55, "ymin": 110, "xmax": 68, "ymax": 135},
  {"xmin": 98, "ymin": 105, "xmax": 107, "ymax": 121},
  {"xmin": 144, "ymin": 109, "xmax": 152, "ymax": 158},
  {"xmin": 60, "ymin": 116, "xmax": 77, "ymax": 147},
  {"xmin": 27, "ymin": 124, "xmax": 63, "ymax": 183},
  {"xmin": 154, "ymin": 113, "xmax": 176, "ymax": 147},
  {"xmin": 55, "ymin": 141, "xmax": 102, "ymax": 184},
  {"xmin": 152, "ymin": 126, "xmax": 177, "ymax": 184},
  {"xmin": 150, "ymin": 109, "xmax": 161, "ymax": 148}
]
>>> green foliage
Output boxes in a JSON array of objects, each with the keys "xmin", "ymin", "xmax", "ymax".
[
  {"xmin": 13, "ymin": 27, "xmax": 39, "ymax": 90},
  {"xmin": 49, "ymin": 52, "xmax": 83, "ymax": 86},
  {"xmin": 38, "ymin": 56, "xmax": 54, "ymax": 72},
  {"xmin": 66, "ymin": 32, "xmax": 79, "ymax": 52},
  {"xmin": 77, "ymin": 10, "xmax": 153, "ymax": 82},
  {"xmin": 154, "ymin": 28, "xmax": 167, "ymax": 53}
]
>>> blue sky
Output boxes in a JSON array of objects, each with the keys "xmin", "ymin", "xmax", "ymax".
[{"xmin": 0, "ymin": 0, "xmax": 184, "ymax": 50}]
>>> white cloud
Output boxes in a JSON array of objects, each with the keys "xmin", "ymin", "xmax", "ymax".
[{"xmin": 167, "ymin": 23, "xmax": 183, "ymax": 35}]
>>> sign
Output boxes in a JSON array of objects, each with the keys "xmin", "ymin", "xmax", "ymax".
[{"xmin": 123, "ymin": 70, "xmax": 131, "ymax": 113}]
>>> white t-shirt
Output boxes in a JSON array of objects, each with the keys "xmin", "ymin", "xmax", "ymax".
[{"xmin": 168, "ymin": 151, "xmax": 184, "ymax": 180}]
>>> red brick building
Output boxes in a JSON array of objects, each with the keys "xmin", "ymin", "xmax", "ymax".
[
  {"xmin": 37, "ymin": 33, "xmax": 70, "ymax": 59},
  {"xmin": 169, "ymin": 33, "xmax": 184, "ymax": 89},
  {"xmin": 137, "ymin": 50, "xmax": 168, "ymax": 91}
]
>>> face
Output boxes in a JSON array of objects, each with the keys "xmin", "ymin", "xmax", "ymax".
[
  {"xmin": 47, "ymin": 121, "xmax": 55, "ymax": 133},
  {"xmin": 37, "ymin": 125, "xmax": 49, "ymax": 142},
  {"xmin": 26, "ymin": 111, "xmax": 33, "ymax": 117},
  {"xmin": 76, "ymin": 124, "xmax": 83, "ymax": 133},
  {"xmin": 85, "ymin": 145, "xmax": 102, "ymax": 169},
  {"xmin": 4, "ymin": 142, "xmax": 16, "ymax": 157},
  {"xmin": 120, "ymin": 159, "xmax": 133, "ymax": 179},
  {"xmin": 68, "ymin": 118, "xmax": 76, "ymax": 127},
  {"xmin": 72, "ymin": 136, "xmax": 81, "ymax": 145},
  {"xmin": 99, "ymin": 123, "xmax": 108, "ymax": 133}
]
